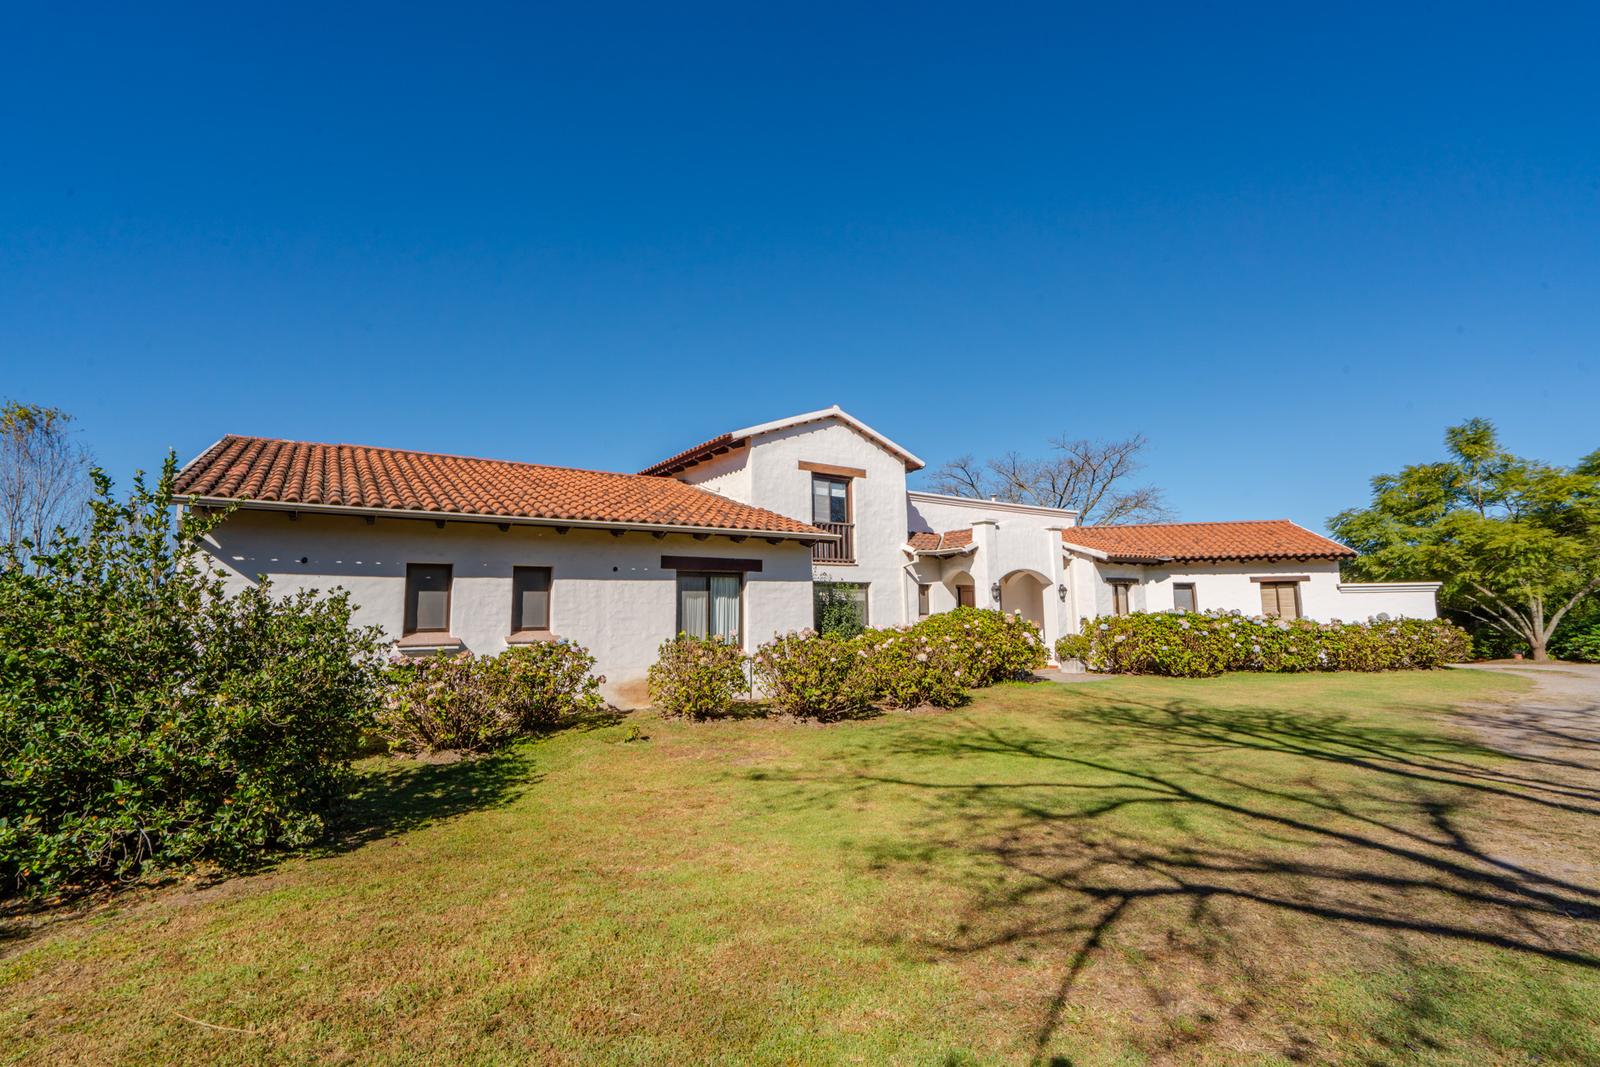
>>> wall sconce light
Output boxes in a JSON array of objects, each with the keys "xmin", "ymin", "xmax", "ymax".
[
  {"xmin": 990, "ymin": 581, "xmax": 1002, "ymax": 602},
  {"xmin": 1058, "ymin": 583, "xmax": 1069, "ymax": 602}
]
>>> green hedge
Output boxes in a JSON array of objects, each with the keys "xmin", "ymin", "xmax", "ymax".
[
  {"xmin": 732, "ymin": 608, "xmax": 1048, "ymax": 719},
  {"xmin": 1054, "ymin": 611, "xmax": 1471, "ymax": 678}
]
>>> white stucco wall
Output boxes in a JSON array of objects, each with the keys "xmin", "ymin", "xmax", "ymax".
[
  {"xmin": 685, "ymin": 418, "xmax": 916, "ymax": 628},
  {"xmin": 1065, "ymin": 555, "xmax": 1439, "ymax": 624},
  {"xmin": 200, "ymin": 509, "xmax": 815, "ymax": 707}
]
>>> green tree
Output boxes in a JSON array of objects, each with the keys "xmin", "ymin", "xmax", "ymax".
[{"xmin": 1330, "ymin": 419, "xmax": 1600, "ymax": 661}]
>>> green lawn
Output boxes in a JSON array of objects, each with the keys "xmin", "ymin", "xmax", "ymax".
[{"xmin": 5, "ymin": 670, "xmax": 1600, "ymax": 1065}]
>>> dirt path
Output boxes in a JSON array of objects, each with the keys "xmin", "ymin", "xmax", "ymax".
[{"xmin": 1452, "ymin": 661, "xmax": 1600, "ymax": 763}]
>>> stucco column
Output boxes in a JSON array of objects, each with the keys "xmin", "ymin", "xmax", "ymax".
[
  {"xmin": 968, "ymin": 519, "xmax": 999, "ymax": 608},
  {"xmin": 1043, "ymin": 526, "xmax": 1068, "ymax": 659}
]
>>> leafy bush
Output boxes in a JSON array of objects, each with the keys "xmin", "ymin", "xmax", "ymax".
[
  {"xmin": 1554, "ymin": 626, "xmax": 1600, "ymax": 662},
  {"xmin": 917, "ymin": 607, "xmax": 1048, "ymax": 685},
  {"xmin": 751, "ymin": 630, "xmax": 870, "ymax": 720},
  {"xmin": 377, "ymin": 642, "xmax": 605, "ymax": 754},
  {"xmin": 647, "ymin": 635, "xmax": 749, "ymax": 719},
  {"xmin": 1058, "ymin": 611, "xmax": 1471, "ymax": 678},
  {"xmin": 851, "ymin": 626, "xmax": 969, "ymax": 709},
  {"xmin": 0, "ymin": 460, "xmax": 385, "ymax": 898},
  {"xmin": 1054, "ymin": 633, "xmax": 1091, "ymax": 664}
]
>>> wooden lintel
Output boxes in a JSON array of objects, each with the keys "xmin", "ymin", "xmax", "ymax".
[{"xmin": 798, "ymin": 460, "xmax": 867, "ymax": 479}]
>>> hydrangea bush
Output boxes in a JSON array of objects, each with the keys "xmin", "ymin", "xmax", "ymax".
[
  {"xmin": 1055, "ymin": 610, "xmax": 1471, "ymax": 678},
  {"xmin": 850, "ymin": 625, "xmax": 970, "ymax": 709},
  {"xmin": 647, "ymin": 634, "xmax": 749, "ymax": 719},
  {"xmin": 378, "ymin": 641, "xmax": 605, "ymax": 754},
  {"xmin": 750, "ymin": 631, "xmax": 870, "ymax": 720}
]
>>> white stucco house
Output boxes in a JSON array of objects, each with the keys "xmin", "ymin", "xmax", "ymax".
[{"xmin": 176, "ymin": 406, "xmax": 1439, "ymax": 705}]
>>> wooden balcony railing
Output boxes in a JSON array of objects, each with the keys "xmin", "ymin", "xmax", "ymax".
[{"xmin": 811, "ymin": 521, "xmax": 854, "ymax": 564}]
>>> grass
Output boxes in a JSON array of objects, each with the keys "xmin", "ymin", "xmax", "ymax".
[{"xmin": 4, "ymin": 669, "xmax": 1600, "ymax": 1065}]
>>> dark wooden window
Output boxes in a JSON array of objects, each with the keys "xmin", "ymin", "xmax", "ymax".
[
  {"xmin": 1110, "ymin": 581, "xmax": 1133, "ymax": 616},
  {"xmin": 1173, "ymin": 583, "xmax": 1197, "ymax": 613},
  {"xmin": 511, "ymin": 566, "xmax": 552, "ymax": 632},
  {"xmin": 811, "ymin": 474, "xmax": 850, "ymax": 524},
  {"xmin": 814, "ymin": 581, "xmax": 869, "ymax": 630},
  {"xmin": 917, "ymin": 582, "xmax": 931, "ymax": 616},
  {"xmin": 956, "ymin": 582, "xmax": 976, "ymax": 608},
  {"xmin": 1259, "ymin": 581, "xmax": 1301, "ymax": 619},
  {"xmin": 677, "ymin": 572, "xmax": 742, "ymax": 642},
  {"xmin": 404, "ymin": 564, "xmax": 452, "ymax": 635}
]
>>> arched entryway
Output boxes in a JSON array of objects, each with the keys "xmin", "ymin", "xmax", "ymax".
[{"xmin": 998, "ymin": 569, "xmax": 1049, "ymax": 630}]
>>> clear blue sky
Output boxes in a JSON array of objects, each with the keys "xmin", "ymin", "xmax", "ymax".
[{"xmin": 4, "ymin": 3, "xmax": 1596, "ymax": 531}]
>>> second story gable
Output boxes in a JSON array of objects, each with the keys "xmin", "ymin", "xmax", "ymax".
[{"xmin": 638, "ymin": 406, "xmax": 923, "ymax": 571}]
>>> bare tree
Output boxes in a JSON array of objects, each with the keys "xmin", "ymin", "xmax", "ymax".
[
  {"xmin": 929, "ymin": 433, "xmax": 1170, "ymax": 525},
  {"xmin": 1, "ymin": 401, "xmax": 92, "ymax": 556}
]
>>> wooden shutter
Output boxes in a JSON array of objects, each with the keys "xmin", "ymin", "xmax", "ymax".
[{"xmin": 1260, "ymin": 582, "xmax": 1300, "ymax": 619}]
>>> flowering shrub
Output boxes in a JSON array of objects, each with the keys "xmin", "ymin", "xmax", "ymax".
[
  {"xmin": 751, "ymin": 631, "xmax": 871, "ymax": 720},
  {"xmin": 851, "ymin": 626, "xmax": 969, "ymax": 709},
  {"xmin": 378, "ymin": 641, "xmax": 605, "ymax": 754},
  {"xmin": 1056, "ymin": 611, "xmax": 1471, "ymax": 678},
  {"xmin": 647, "ymin": 635, "xmax": 749, "ymax": 719},
  {"xmin": 915, "ymin": 608, "xmax": 1048, "ymax": 685}
]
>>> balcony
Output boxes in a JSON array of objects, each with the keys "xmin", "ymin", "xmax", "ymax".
[{"xmin": 811, "ymin": 521, "xmax": 854, "ymax": 564}]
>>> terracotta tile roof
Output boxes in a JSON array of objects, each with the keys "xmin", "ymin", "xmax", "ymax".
[
  {"xmin": 1060, "ymin": 520, "xmax": 1355, "ymax": 563},
  {"xmin": 176, "ymin": 436, "xmax": 828, "ymax": 539},
  {"xmin": 908, "ymin": 528, "xmax": 974, "ymax": 553}
]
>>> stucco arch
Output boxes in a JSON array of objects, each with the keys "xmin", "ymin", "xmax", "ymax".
[
  {"xmin": 943, "ymin": 567, "xmax": 977, "ymax": 609},
  {"xmin": 998, "ymin": 568, "xmax": 1050, "ymax": 630}
]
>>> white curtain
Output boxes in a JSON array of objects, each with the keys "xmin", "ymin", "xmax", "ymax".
[
  {"xmin": 709, "ymin": 575, "xmax": 740, "ymax": 642},
  {"xmin": 680, "ymin": 586, "xmax": 709, "ymax": 638}
]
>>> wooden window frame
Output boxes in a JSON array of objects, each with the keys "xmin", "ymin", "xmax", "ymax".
[
  {"xmin": 510, "ymin": 565, "xmax": 553, "ymax": 634},
  {"xmin": 917, "ymin": 582, "xmax": 931, "ymax": 616},
  {"xmin": 404, "ymin": 563, "xmax": 453, "ymax": 635},
  {"xmin": 955, "ymin": 582, "xmax": 976, "ymax": 608},
  {"xmin": 1258, "ymin": 581, "xmax": 1302, "ymax": 620},
  {"xmin": 814, "ymin": 580, "xmax": 870, "ymax": 630},
  {"xmin": 1173, "ymin": 582, "xmax": 1198, "ymax": 613},
  {"xmin": 811, "ymin": 473, "xmax": 852, "ymax": 525},
  {"xmin": 675, "ymin": 570, "xmax": 745, "ymax": 644}
]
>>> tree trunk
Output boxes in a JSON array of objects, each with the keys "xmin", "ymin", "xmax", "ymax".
[{"xmin": 1531, "ymin": 632, "xmax": 1549, "ymax": 661}]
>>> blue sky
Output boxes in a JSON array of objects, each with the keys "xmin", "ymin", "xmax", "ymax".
[{"xmin": 3, "ymin": 3, "xmax": 1596, "ymax": 531}]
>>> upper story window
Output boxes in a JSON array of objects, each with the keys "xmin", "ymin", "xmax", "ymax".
[
  {"xmin": 404, "ymin": 563, "xmax": 453, "ymax": 635},
  {"xmin": 811, "ymin": 474, "xmax": 850, "ymax": 525}
]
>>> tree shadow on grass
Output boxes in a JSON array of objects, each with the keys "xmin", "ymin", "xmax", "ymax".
[
  {"xmin": 747, "ymin": 691, "xmax": 1600, "ymax": 1063},
  {"xmin": 315, "ymin": 748, "xmax": 539, "ymax": 856}
]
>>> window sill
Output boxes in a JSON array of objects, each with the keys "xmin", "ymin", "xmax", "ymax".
[
  {"xmin": 505, "ymin": 629, "xmax": 557, "ymax": 645},
  {"xmin": 395, "ymin": 632, "xmax": 464, "ymax": 652}
]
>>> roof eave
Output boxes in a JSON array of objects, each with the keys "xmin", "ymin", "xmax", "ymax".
[{"xmin": 180, "ymin": 496, "xmax": 835, "ymax": 543}]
